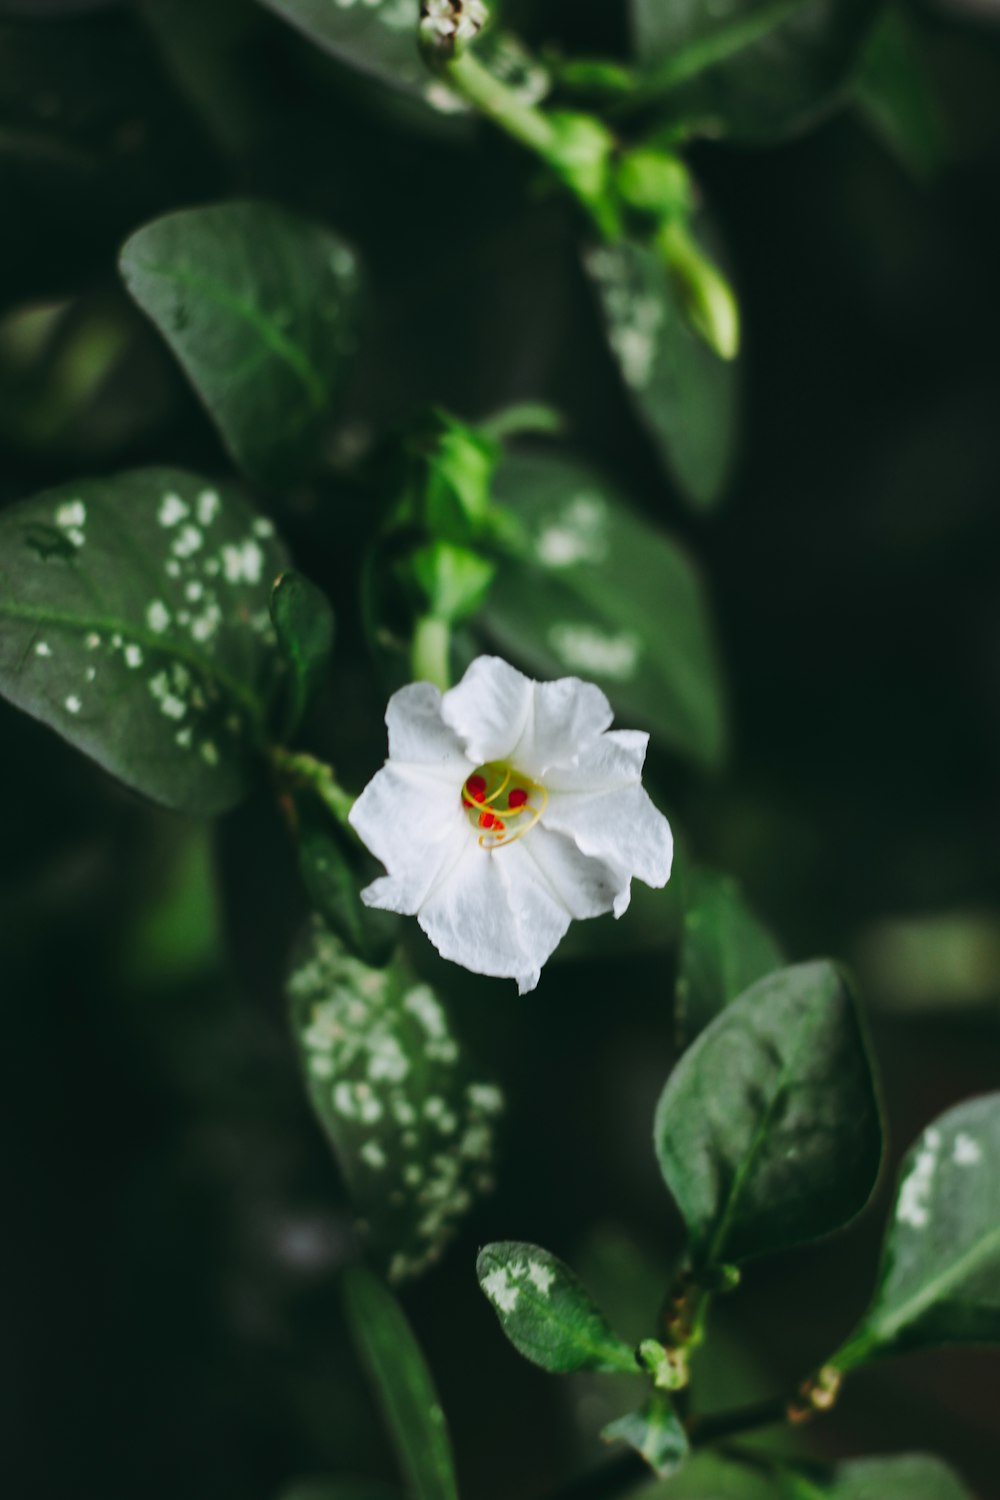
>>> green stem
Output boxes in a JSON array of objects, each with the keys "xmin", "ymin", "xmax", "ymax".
[
  {"xmin": 271, "ymin": 747, "xmax": 356, "ymax": 833},
  {"xmin": 411, "ymin": 614, "xmax": 452, "ymax": 691},
  {"xmin": 441, "ymin": 48, "xmax": 557, "ymax": 155}
]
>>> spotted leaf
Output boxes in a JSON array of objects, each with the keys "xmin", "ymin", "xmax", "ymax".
[
  {"xmin": 120, "ymin": 200, "xmax": 363, "ymax": 489},
  {"xmin": 676, "ymin": 867, "xmax": 784, "ymax": 1047},
  {"xmin": 288, "ymin": 921, "xmax": 502, "ymax": 1282},
  {"xmin": 476, "ymin": 1241, "xmax": 637, "ymax": 1373},
  {"xmin": 583, "ymin": 237, "xmax": 739, "ymax": 512},
  {"xmin": 832, "ymin": 1094, "xmax": 1000, "ymax": 1371},
  {"xmin": 0, "ymin": 468, "xmax": 289, "ymax": 815},
  {"xmin": 654, "ymin": 961, "xmax": 883, "ymax": 1268},
  {"xmin": 479, "ymin": 451, "xmax": 727, "ymax": 770},
  {"xmin": 602, "ymin": 1392, "xmax": 689, "ymax": 1480}
]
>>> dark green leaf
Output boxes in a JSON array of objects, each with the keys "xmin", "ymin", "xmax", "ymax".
[
  {"xmin": 832, "ymin": 1094, "xmax": 1000, "ymax": 1369},
  {"xmin": 257, "ymin": 0, "xmax": 432, "ymax": 101},
  {"xmin": 0, "ymin": 468, "xmax": 289, "ymax": 815},
  {"xmin": 292, "ymin": 791, "xmax": 399, "ymax": 966},
  {"xmin": 271, "ymin": 570, "xmax": 336, "ymax": 736},
  {"xmin": 480, "ymin": 452, "xmax": 727, "ymax": 770},
  {"xmin": 584, "ymin": 238, "xmax": 739, "ymax": 512},
  {"xmin": 288, "ymin": 921, "xmax": 502, "ymax": 1281},
  {"xmin": 824, "ymin": 1454, "xmax": 976, "ymax": 1500},
  {"xmin": 676, "ymin": 868, "xmax": 784, "ymax": 1047},
  {"xmin": 602, "ymin": 1392, "xmax": 689, "ymax": 1480},
  {"xmin": 476, "ymin": 1241, "xmax": 638, "ymax": 1374},
  {"xmin": 654, "ymin": 961, "xmax": 882, "ymax": 1267},
  {"xmin": 641, "ymin": 1452, "xmax": 974, "ymax": 1500},
  {"xmin": 120, "ymin": 200, "xmax": 362, "ymax": 488},
  {"xmin": 342, "ymin": 1264, "xmax": 459, "ymax": 1500},
  {"xmin": 630, "ymin": 0, "xmax": 880, "ymax": 143},
  {"xmin": 855, "ymin": 7, "xmax": 950, "ymax": 184}
]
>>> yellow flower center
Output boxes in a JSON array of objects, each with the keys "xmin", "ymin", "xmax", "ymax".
[{"xmin": 461, "ymin": 762, "xmax": 548, "ymax": 850}]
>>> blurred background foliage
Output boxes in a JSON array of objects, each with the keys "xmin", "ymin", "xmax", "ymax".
[{"xmin": 2, "ymin": 0, "xmax": 1000, "ymax": 1497}]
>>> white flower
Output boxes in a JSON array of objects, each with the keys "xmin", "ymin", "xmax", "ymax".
[{"xmin": 349, "ymin": 656, "xmax": 673, "ymax": 994}]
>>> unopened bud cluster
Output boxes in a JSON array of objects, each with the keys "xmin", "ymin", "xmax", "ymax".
[{"xmin": 420, "ymin": 0, "xmax": 488, "ymax": 57}]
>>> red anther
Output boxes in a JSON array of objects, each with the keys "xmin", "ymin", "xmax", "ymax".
[
  {"xmin": 494, "ymin": 819, "xmax": 506, "ymax": 833},
  {"xmin": 507, "ymin": 788, "xmax": 528, "ymax": 809},
  {"xmin": 466, "ymin": 774, "xmax": 486, "ymax": 803},
  {"xmin": 479, "ymin": 811, "xmax": 495, "ymax": 829}
]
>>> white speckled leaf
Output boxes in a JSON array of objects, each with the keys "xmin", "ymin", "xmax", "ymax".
[
  {"xmin": 833, "ymin": 1094, "xmax": 1000, "ymax": 1370},
  {"xmin": 676, "ymin": 868, "xmax": 784, "ymax": 1047},
  {"xmin": 0, "ymin": 468, "xmax": 289, "ymax": 815},
  {"xmin": 583, "ymin": 237, "xmax": 739, "ymax": 512},
  {"xmin": 476, "ymin": 1241, "xmax": 637, "ymax": 1373},
  {"xmin": 602, "ymin": 1392, "xmax": 689, "ymax": 1480},
  {"xmin": 120, "ymin": 200, "xmax": 362, "ymax": 489},
  {"xmin": 288, "ymin": 921, "xmax": 502, "ymax": 1282},
  {"xmin": 480, "ymin": 451, "xmax": 727, "ymax": 770},
  {"xmin": 655, "ymin": 961, "xmax": 883, "ymax": 1268}
]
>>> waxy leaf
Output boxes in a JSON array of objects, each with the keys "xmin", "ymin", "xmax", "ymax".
[
  {"xmin": 271, "ymin": 570, "xmax": 335, "ymax": 736},
  {"xmin": 481, "ymin": 452, "xmax": 727, "ymax": 770},
  {"xmin": 676, "ymin": 868, "xmax": 784, "ymax": 1047},
  {"xmin": 121, "ymin": 200, "xmax": 362, "ymax": 489},
  {"xmin": 289, "ymin": 921, "xmax": 502, "ymax": 1282},
  {"xmin": 630, "ymin": 0, "xmax": 880, "ymax": 144},
  {"xmin": 584, "ymin": 239, "xmax": 739, "ymax": 512},
  {"xmin": 342, "ymin": 1265, "xmax": 459, "ymax": 1500},
  {"xmin": 655, "ymin": 961, "xmax": 882, "ymax": 1267},
  {"xmin": 602, "ymin": 1393, "xmax": 689, "ymax": 1480},
  {"xmin": 257, "ymin": 0, "xmax": 432, "ymax": 101},
  {"xmin": 833, "ymin": 1094, "xmax": 1000, "ymax": 1369},
  {"xmin": 476, "ymin": 1241, "xmax": 637, "ymax": 1374},
  {"xmin": 642, "ymin": 1451, "xmax": 974, "ymax": 1499},
  {"xmin": 0, "ymin": 468, "xmax": 288, "ymax": 815}
]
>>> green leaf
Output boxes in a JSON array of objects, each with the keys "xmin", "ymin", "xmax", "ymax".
[
  {"xmin": 602, "ymin": 1392, "xmax": 689, "ymax": 1480},
  {"xmin": 476, "ymin": 1241, "xmax": 637, "ymax": 1374},
  {"xmin": 583, "ymin": 238, "xmax": 739, "ymax": 512},
  {"xmin": 0, "ymin": 468, "xmax": 289, "ymax": 815},
  {"xmin": 676, "ymin": 868, "xmax": 784, "ymax": 1047},
  {"xmin": 832, "ymin": 1093, "xmax": 1000, "ymax": 1369},
  {"xmin": 824, "ymin": 1454, "xmax": 976, "ymax": 1500},
  {"xmin": 288, "ymin": 921, "xmax": 503, "ymax": 1281},
  {"xmin": 405, "ymin": 543, "xmax": 497, "ymax": 627},
  {"xmin": 257, "ymin": 0, "xmax": 434, "ymax": 102},
  {"xmin": 271, "ymin": 570, "xmax": 336, "ymax": 736},
  {"xmin": 292, "ymin": 791, "xmax": 399, "ymax": 967},
  {"xmin": 120, "ymin": 200, "xmax": 362, "ymax": 489},
  {"xmin": 630, "ymin": 0, "xmax": 880, "ymax": 144},
  {"xmin": 855, "ymin": 7, "xmax": 950, "ymax": 184},
  {"xmin": 641, "ymin": 1452, "xmax": 974, "ymax": 1500},
  {"xmin": 654, "ymin": 961, "xmax": 882, "ymax": 1268},
  {"xmin": 342, "ymin": 1264, "xmax": 459, "ymax": 1500},
  {"xmin": 480, "ymin": 452, "xmax": 727, "ymax": 770}
]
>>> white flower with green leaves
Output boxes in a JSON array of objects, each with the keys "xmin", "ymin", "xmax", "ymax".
[{"xmin": 350, "ymin": 656, "xmax": 673, "ymax": 992}]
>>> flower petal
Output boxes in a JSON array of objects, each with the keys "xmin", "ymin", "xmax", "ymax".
[
  {"xmin": 385, "ymin": 680, "xmax": 472, "ymax": 781},
  {"xmin": 542, "ymin": 732, "xmax": 673, "ymax": 912},
  {"xmin": 417, "ymin": 838, "xmax": 571, "ymax": 994},
  {"xmin": 511, "ymin": 676, "xmax": 614, "ymax": 778},
  {"xmin": 520, "ymin": 823, "xmax": 626, "ymax": 920},
  {"xmin": 350, "ymin": 763, "xmax": 467, "ymax": 913},
  {"xmin": 440, "ymin": 656, "xmax": 533, "ymax": 766}
]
